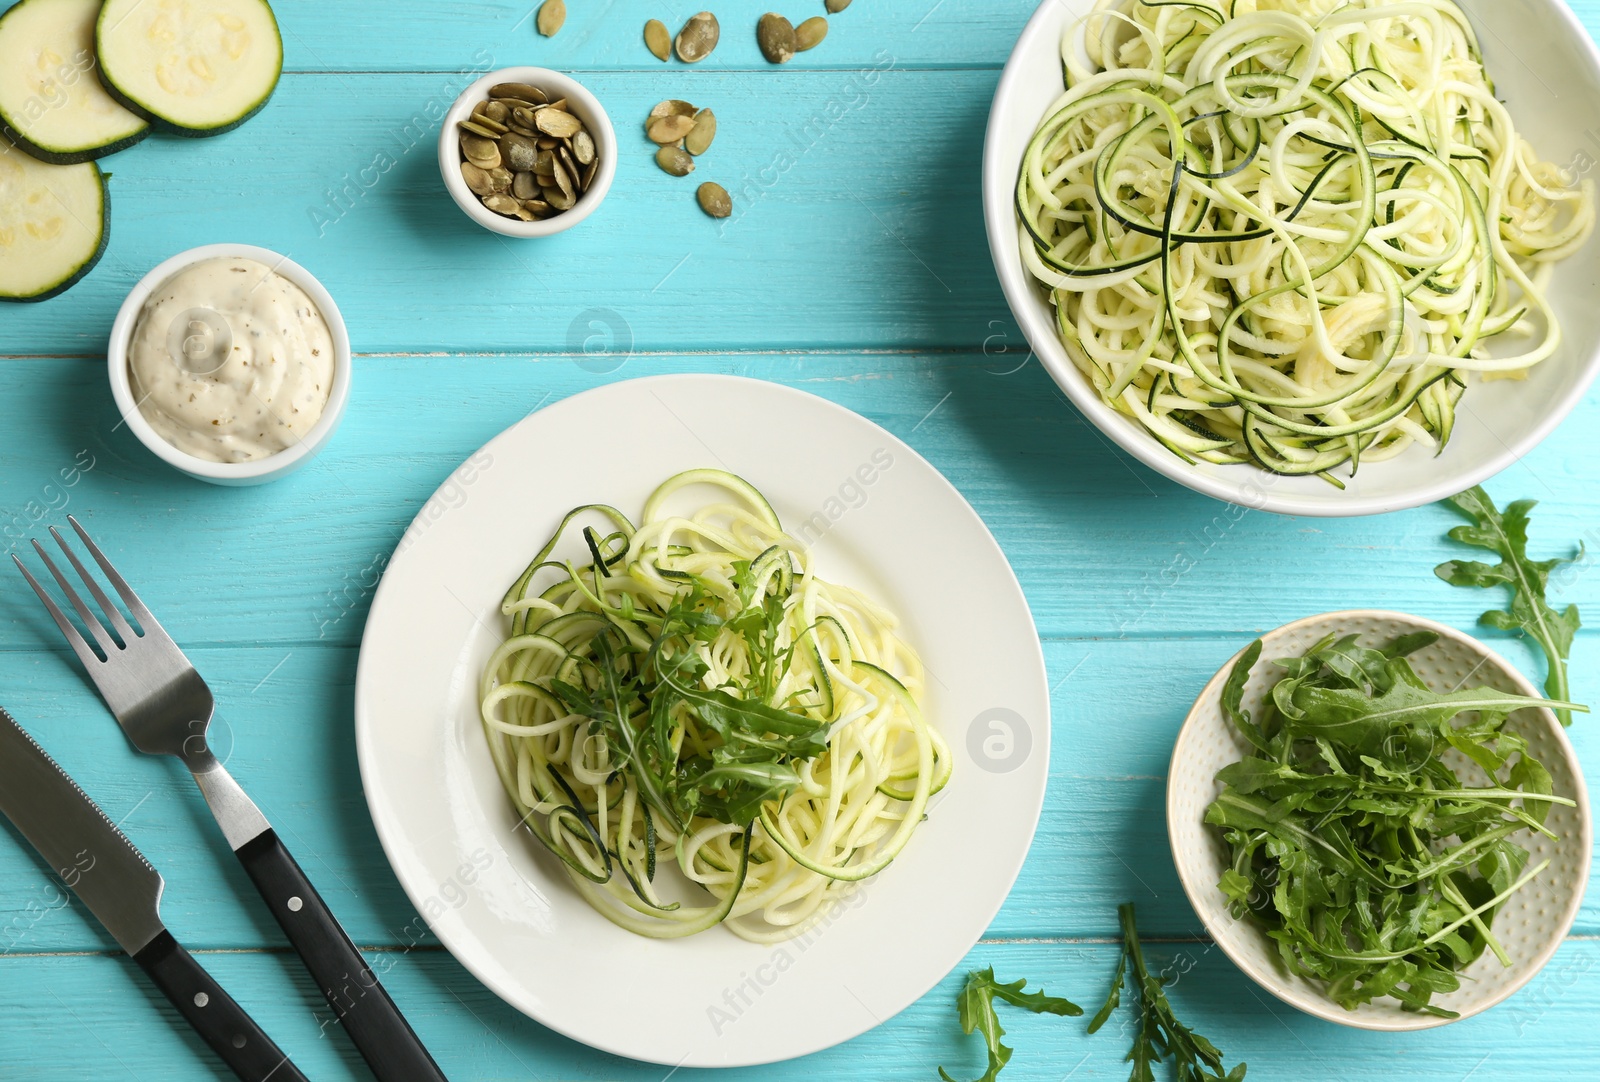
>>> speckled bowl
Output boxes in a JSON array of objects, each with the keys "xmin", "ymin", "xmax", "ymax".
[{"xmin": 1168, "ymin": 610, "xmax": 1591, "ymax": 1030}]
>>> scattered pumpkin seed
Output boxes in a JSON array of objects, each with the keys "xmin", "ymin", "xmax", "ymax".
[
  {"xmin": 458, "ymin": 119, "xmax": 503, "ymax": 139},
  {"xmin": 524, "ymin": 198, "xmax": 553, "ymax": 217},
  {"xmin": 697, "ymin": 181, "xmax": 733, "ymax": 218},
  {"xmin": 647, "ymin": 114, "xmax": 696, "ymax": 145},
  {"xmin": 489, "ymin": 83, "xmax": 548, "ymax": 104},
  {"xmin": 685, "ymin": 109, "xmax": 716, "ymax": 156},
  {"xmin": 486, "ymin": 167, "xmax": 514, "ymax": 193},
  {"xmin": 537, "ymin": 0, "xmax": 566, "ymax": 36},
  {"xmin": 825, "ymin": 0, "xmax": 851, "ymax": 12},
  {"xmin": 675, "ymin": 11, "xmax": 720, "ymax": 63},
  {"xmin": 656, "ymin": 146, "xmax": 696, "ymax": 176},
  {"xmin": 644, "ymin": 18, "xmax": 672, "ymax": 61},
  {"xmin": 757, "ymin": 13, "xmax": 797, "ymax": 64},
  {"xmin": 511, "ymin": 171, "xmax": 539, "ymax": 200},
  {"xmin": 482, "ymin": 100, "xmax": 511, "ymax": 123},
  {"xmin": 484, "ymin": 193, "xmax": 523, "ymax": 215},
  {"xmin": 650, "ymin": 99, "xmax": 698, "ymax": 119},
  {"xmin": 795, "ymin": 16, "xmax": 828, "ymax": 51}
]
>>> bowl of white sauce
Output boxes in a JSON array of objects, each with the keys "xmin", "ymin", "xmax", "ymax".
[{"xmin": 108, "ymin": 243, "xmax": 353, "ymax": 486}]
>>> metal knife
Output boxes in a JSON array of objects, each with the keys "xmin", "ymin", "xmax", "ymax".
[{"xmin": 0, "ymin": 707, "xmax": 309, "ymax": 1082}]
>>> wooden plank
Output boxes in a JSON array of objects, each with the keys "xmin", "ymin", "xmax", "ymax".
[
  {"xmin": 1, "ymin": 68, "xmax": 1004, "ymax": 357},
  {"xmin": 3, "ymin": 637, "xmax": 1595, "ymax": 953},
  {"xmin": 0, "ymin": 353, "xmax": 1596, "ymax": 648},
  {"xmin": 1, "ymin": 938, "xmax": 1597, "ymax": 1080},
  {"xmin": 226, "ymin": 0, "xmax": 1037, "ymax": 74}
]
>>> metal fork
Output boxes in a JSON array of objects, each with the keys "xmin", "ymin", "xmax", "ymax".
[{"xmin": 14, "ymin": 517, "xmax": 447, "ymax": 1082}]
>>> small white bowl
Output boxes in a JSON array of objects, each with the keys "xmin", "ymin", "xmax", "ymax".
[
  {"xmin": 107, "ymin": 243, "xmax": 353, "ymax": 487},
  {"xmin": 438, "ymin": 66, "xmax": 617, "ymax": 238},
  {"xmin": 984, "ymin": 0, "xmax": 1600, "ymax": 517},
  {"xmin": 1168, "ymin": 610, "xmax": 1592, "ymax": 1030}
]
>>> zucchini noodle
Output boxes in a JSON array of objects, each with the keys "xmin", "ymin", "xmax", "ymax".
[
  {"xmin": 479, "ymin": 469, "xmax": 950, "ymax": 940},
  {"xmin": 1018, "ymin": 0, "xmax": 1594, "ymax": 481}
]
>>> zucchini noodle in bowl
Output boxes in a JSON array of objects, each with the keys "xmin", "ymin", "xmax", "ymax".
[
  {"xmin": 479, "ymin": 469, "xmax": 950, "ymax": 941},
  {"xmin": 1017, "ymin": 0, "xmax": 1595, "ymax": 482}
]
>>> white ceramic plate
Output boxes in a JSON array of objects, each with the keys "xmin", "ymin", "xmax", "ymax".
[
  {"xmin": 353, "ymin": 374, "xmax": 1050, "ymax": 1067},
  {"xmin": 984, "ymin": 0, "xmax": 1600, "ymax": 517},
  {"xmin": 1168, "ymin": 611, "xmax": 1592, "ymax": 1029}
]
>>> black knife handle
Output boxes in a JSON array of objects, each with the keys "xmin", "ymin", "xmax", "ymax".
[
  {"xmin": 236, "ymin": 829, "xmax": 448, "ymax": 1082},
  {"xmin": 133, "ymin": 930, "xmax": 309, "ymax": 1082}
]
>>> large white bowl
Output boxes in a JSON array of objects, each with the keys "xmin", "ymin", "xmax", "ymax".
[
  {"xmin": 984, "ymin": 1, "xmax": 1600, "ymax": 517},
  {"xmin": 1168, "ymin": 611, "xmax": 1592, "ymax": 1029}
]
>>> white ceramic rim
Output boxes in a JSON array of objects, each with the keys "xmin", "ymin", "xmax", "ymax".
[
  {"xmin": 982, "ymin": 0, "xmax": 1600, "ymax": 518},
  {"xmin": 105, "ymin": 242, "xmax": 353, "ymax": 482},
  {"xmin": 352, "ymin": 373, "xmax": 1052, "ymax": 1067},
  {"xmin": 437, "ymin": 66, "xmax": 618, "ymax": 238},
  {"xmin": 1166, "ymin": 609, "xmax": 1594, "ymax": 1030}
]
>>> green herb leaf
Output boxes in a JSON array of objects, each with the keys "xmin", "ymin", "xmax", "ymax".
[
  {"xmin": 1221, "ymin": 640, "xmax": 1268, "ymax": 751},
  {"xmin": 1436, "ymin": 486, "xmax": 1583, "ymax": 724},
  {"xmin": 938, "ymin": 968, "xmax": 1081, "ymax": 1082},
  {"xmin": 1287, "ymin": 660, "xmax": 1582, "ymax": 754},
  {"xmin": 1098, "ymin": 904, "xmax": 1245, "ymax": 1082}
]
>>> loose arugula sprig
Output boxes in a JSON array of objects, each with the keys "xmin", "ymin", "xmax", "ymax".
[
  {"xmin": 1207, "ymin": 633, "xmax": 1583, "ymax": 1016},
  {"xmin": 1089, "ymin": 904, "xmax": 1245, "ymax": 1082},
  {"xmin": 938, "ymin": 968, "xmax": 1082, "ymax": 1082},
  {"xmin": 1436, "ymin": 486, "xmax": 1583, "ymax": 725}
]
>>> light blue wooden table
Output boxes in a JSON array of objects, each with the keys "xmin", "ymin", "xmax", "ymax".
[{"xmin": 4, "ymin": 2, "xmax": 1600, "ymax": 1078}]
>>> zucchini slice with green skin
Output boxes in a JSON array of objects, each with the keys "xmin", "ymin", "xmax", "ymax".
[
  {"xmin": 0, "ymin": 137, "xmax": 108, "ymax": 302},
  {"xmin": 95, "ymin": 0, "xmax": 282, "ymax": 137},
  {"xmin": 0, "ymin": 0, "xmax": 149, "ymax": 164}
]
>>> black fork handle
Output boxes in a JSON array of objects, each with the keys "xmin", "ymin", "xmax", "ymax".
[{"xmin": 235, "ymin": 829, "xmax": 448, "ymax": 1082}]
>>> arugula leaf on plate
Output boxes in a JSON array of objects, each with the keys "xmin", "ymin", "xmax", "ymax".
[
  {"xmin": 1436, "ymin": 486, "xmax": 1584, "ymax": 725},
  {"xmin": 938, "ymin": 968, "xmax": 1082, "ymax": 1082}
]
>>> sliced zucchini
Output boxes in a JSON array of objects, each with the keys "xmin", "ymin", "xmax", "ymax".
[
  {"xmin": 0, "ymin": 136, "xmax": 108, "ymax": 301},
  {"xmin": 0, "ymin": 0, "xmax": 149, "ymax": 164},
  {"xmin": 96, "ymin": 0, "xmax": 282, "ymax": 137}
]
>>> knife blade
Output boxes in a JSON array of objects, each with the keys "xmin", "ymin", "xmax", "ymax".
[
  {"xmin": 0, "ymin": 707, "xmax": 309, "ymax": 1082},
  {"xmin": 0, "ymin": 706, "xmax": 165, "ymax": 954}
]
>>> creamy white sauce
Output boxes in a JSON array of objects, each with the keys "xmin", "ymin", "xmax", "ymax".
[{"xmin": 127, "ymin": 257, "xmax": 335, "ymax": 463}]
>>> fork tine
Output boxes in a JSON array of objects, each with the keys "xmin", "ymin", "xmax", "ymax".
[
  {"xmin": 12, "ymin": 554, "xmax": 106, "ymax": 670},
  {"xmin": 49, "ymin": 525, "xmax": 137, "ymax": 644},
  {"xmin": 67, "ymin": 515, "xmax": 165, "ymax": 638},
  {"xmin": 30, "ymin": 540, "xmax": 122, "ymax": 659}
]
